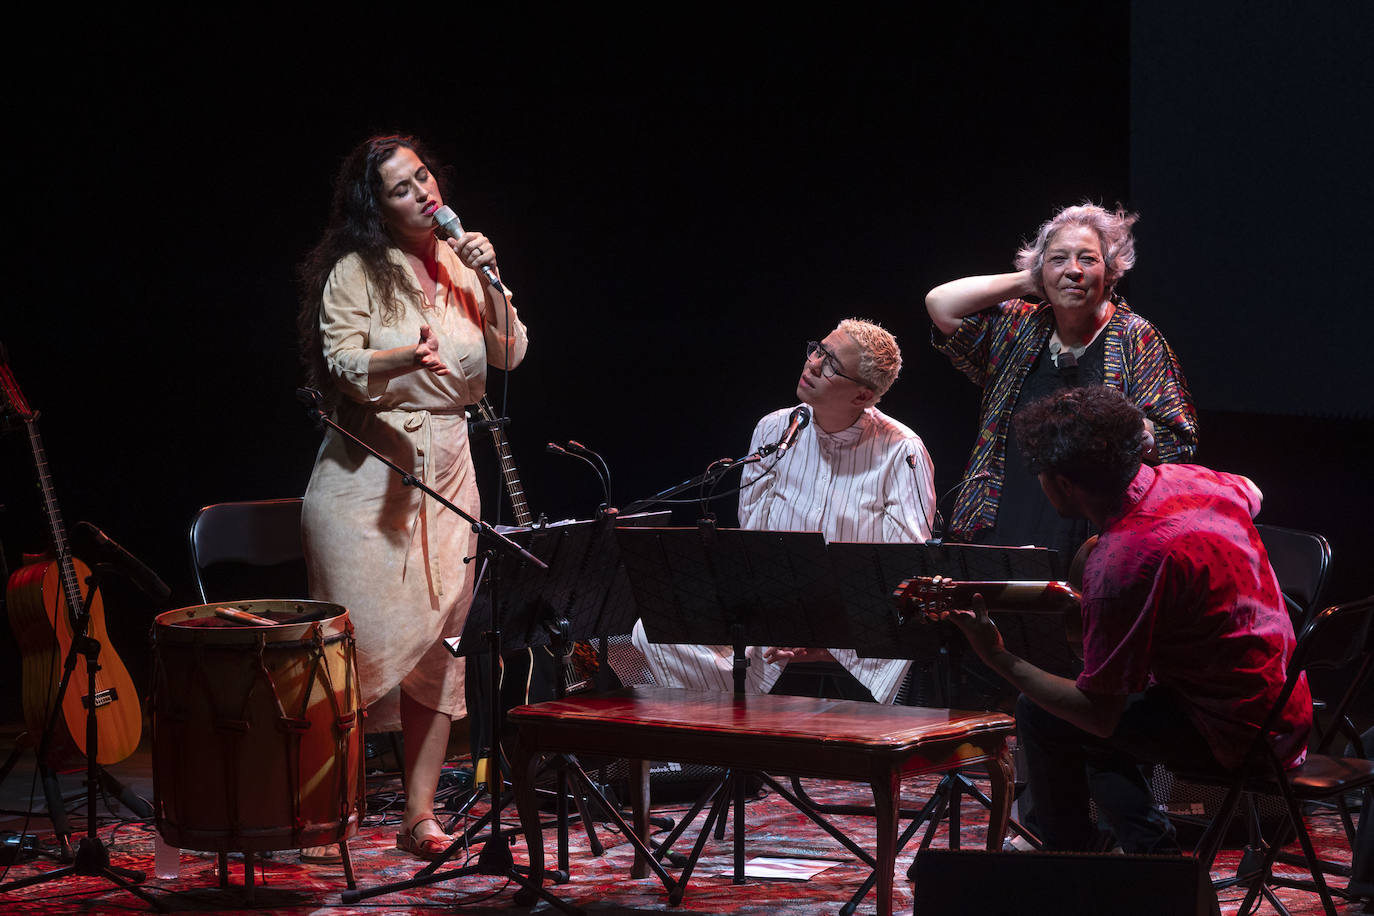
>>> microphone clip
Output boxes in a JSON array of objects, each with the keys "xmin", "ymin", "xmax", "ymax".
[{"xmin": 470, "ymin": 415, "xmax": 509, "ymax": 433}]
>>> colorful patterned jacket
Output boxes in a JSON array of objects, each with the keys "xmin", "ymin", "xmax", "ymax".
[{"xmin": 933, "ymin": 298, "xmax": 1198, "ymax": 540}]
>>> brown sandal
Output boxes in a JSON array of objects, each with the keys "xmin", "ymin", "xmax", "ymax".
[
  {"xmin": 300, "ymin": 844, "xmax": 343, "ymax": 864},
  {"xmin": 395, "ymin": 816, "xmax": 451, "ymax": 861}
]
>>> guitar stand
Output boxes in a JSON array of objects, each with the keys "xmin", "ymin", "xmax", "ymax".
[{"xmin": 0, "ymin": 572, "xmax": 166, "ymax": 911}]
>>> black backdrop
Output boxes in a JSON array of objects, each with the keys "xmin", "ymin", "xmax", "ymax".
[{"xmin": 3, "ymin": 5, "xmax": 1370, "ymax": 717}]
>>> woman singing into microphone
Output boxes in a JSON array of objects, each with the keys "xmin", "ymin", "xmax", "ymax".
[{"xmin": 297, "ymin": 134, "xmax": 527, "ymax": 861}]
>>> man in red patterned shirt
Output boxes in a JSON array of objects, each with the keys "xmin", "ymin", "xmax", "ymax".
[{"xmin": 941, "ymin": 386, "xmax": 1311, "ymax": 853}]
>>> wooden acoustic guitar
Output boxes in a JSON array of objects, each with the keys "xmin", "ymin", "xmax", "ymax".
[{"xmin": 1, "ymin": 356, "xmax": 143, "ymax": 766}]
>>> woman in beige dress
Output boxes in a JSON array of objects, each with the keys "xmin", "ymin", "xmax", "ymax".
[{"xmin": 297, "ymin": 134, "xmax": 527, "ymax": 860}]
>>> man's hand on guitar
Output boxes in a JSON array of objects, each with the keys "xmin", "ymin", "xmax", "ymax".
[{"xmin": 939, "ymin": 593, "xmax": 1007, "ymax": 666}]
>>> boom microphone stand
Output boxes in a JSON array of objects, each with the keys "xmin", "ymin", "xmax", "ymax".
[{"xmin": 295, "ymin": 390, "xmax": 573, "ymax": 912}]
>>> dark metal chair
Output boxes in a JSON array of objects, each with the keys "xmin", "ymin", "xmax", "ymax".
[
  {"xmin": 1189, "ymin": 596, "xmax": 1374, "ymax": 916},
  {"xmin": 187, "ymin": 498, "xmax": 307, "ymax": 603},
  {"xmin": 1257, "ymin": 523, "xmax": 1332, "ymax": 630}
]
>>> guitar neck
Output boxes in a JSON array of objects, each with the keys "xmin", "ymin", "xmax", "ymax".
[
  {"xmin": 940, "ymin": 580, "xmax": 1079, "ymax": 612},
  {"xmin": 477, "ymin": 398, "xmax": 534, "ymax": 527},
  {"xmin": 893, "ymin": 576, "xmax": 1081, "ymax": 625},
  {"xmin": 24, "ymin": 419, "xmax": 88, "ymax": 621}
]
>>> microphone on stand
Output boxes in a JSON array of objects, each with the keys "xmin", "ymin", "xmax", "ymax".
[
  {"xmin": 431, "ymin": 205, "xmax": 506, "ymax": 293},
  {"xmin": 926, "ymin": 471, "xmax": 992, "ymax": 545},
  {"xmin": 74, "ymin": 522, "xmax": 172, "ymax": 601},
  {"xmin": 566, "ymin": 440, "xmax": 613, "ymax": 507},
  {"xmin": 547, "ymin": 442, "xmax": 610, "ymax": 510},
  {"xmin": 774, "ymin": 405, "xmax": 812, "ymax": 455}
]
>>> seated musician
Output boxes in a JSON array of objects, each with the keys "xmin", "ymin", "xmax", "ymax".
[
  {"xmin": 632, "ymin": 318, "xmax": 936, "ymax": 703},
  {"xmin": 938, "ymin": 385, "xmax": 1311, "ymax": 852}
]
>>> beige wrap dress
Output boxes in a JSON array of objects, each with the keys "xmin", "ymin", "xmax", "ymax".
[{"xmin": 302, "ymin": 244, "xmax": 527, "ymax": 731}]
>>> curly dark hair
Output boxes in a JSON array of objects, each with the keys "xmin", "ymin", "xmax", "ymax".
[
  {"xmin": 1013, "ymin": 386, "xmax": 1148, "ymax": 498},
  {"xmin": 295, "ymin": 134, "xmax": 447, "ymax": 396}
]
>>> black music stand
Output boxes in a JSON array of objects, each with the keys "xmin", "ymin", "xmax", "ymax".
[
  {"xmin": 612, "ymin": 524, "xmax": 859, "ymax": 885},
  {"xmin": 464, "ymin": 510, "xmax": 674, "ymax": 872},
  {"xmin": 623, "ymin": 525, "xmax": 848, "ymax": 656}
]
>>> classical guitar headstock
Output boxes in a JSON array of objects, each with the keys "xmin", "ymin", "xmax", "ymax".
[
  {"xmin": 891, "ymin": 575, "xmax": 959, "ymax": 624},
  {"xmin": 473, "ymin": 396, "xmax": 498, "ymax": 423},
  {"xmin": 0, "ymin": 344, "xmax": 37, "ymax": 422}
]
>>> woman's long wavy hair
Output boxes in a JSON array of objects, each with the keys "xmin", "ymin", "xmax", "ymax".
[{"xmin": 296, "ymin": 134, "xmax": 445, "ymax": 396}]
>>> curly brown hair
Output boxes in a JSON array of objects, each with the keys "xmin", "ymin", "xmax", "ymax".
[
  {"xmin": 1013, "ymin": 386, "xmax": 1148, "ymax": 498},
  {"xmin": 295, "ymin": 134, "xmax": 446, "ymax": 396}
]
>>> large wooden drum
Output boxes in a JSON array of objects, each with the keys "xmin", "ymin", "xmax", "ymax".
[{"xmin": 151, "ymin": 600, "xmax": 364, "ymax": 853}]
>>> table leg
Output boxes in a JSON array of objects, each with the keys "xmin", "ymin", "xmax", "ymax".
[
  {"xmin": 628, "ymin": 758, "xmax": 650, "ymax": 880},
  {"xmin": 511, "ymin": 735, "xmax": 546, "ymax": 892},
  {"xmin": 984, "ymin": 741, "xmax": 1014, "ymax": 851},
  {"xmin": 870, "ymin": 766, "xmax": 902, "ymax": 916}
]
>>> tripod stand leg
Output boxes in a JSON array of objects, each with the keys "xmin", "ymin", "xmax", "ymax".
[
  {"xmin": 95, "ymin": 765, "xmax": 152, "ymax": 818},
  {"xmin": 38, "ymin": 762, "xmax": 74, "ymax": 859},
  {"xmin": 0, "ymin": 742, "xmax": 24, "ymax": 784},
  {"xmin": 570, "ymin": 786, "xmax": 605, "ymax": 856},
  {"xmin": 669, "ymin": 771, "xmax": 733, "ymax": 906},
  {"xmin": 340, "ymin": 840, "xmax": 356, "ymax": 890}
]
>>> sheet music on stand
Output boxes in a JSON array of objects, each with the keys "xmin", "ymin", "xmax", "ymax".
[{"xmin": 617, "ymin": 527, "xmax": 850, "ymax": 649}]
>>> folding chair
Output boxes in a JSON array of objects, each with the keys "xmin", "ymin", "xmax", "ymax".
[
  {"xmin": 1189, "ymin": 596, "xmax": 1374, "ymax": 916},
  {"xmin": 187, "ymin": 498, "xmax": 307, "ymax": 602}
]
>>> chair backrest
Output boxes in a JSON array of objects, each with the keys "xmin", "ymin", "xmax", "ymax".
[
  {"xmin": 1257, "ymin": 523, "xmax": 1331, "ymax": 629},
  {"xmin": 187, "ymin": 498, "xmax": 307, "ymax": 603},
  {"xmin": 1286, "ymin": 596, "xmax": 1374, "ymax": 755}
]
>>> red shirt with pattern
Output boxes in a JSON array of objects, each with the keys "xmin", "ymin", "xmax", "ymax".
[{"xmin": 1078, "ymin": 463, "xmax": 1311, "ymax": 769}]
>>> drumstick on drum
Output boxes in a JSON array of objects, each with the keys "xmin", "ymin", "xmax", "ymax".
[{"xmin": 214, "ymin": 606, "xmax": 277, "ymax": 626}]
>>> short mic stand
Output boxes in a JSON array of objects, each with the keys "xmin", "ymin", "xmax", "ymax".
[{"xmin": 620, "ymin": 448, "xmax": 772, "ymax": 517}]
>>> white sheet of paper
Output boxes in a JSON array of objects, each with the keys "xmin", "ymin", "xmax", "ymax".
[{"xmin": 719, "ymin": 857, "xmax": 845, "ymax": 880}]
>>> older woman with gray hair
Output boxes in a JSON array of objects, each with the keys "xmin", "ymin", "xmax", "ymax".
[{"xmin": 923, "ymin": 203, "xmax": 1197, "ymax": 572}]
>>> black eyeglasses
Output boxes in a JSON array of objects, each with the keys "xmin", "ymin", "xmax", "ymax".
[{"xmin": 805, "ymin": 341, "xmax": 868, "ymax": 386}]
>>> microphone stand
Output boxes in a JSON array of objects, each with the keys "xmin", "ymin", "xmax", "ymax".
[
  {"xmin": 296, "ymin": 391, "xmax": 577, "ymax": 912},
  {"xmin": 620, "ymin": 447, "xmax": 775, "ymax": 517},
  {"xmin": 0, "ymin": 565, "xmax": 167, "ymax": 912}
]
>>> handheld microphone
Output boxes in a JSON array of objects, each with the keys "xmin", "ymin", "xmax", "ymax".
[
  {"xmin": 75, "ymin": 522, "xmax": 172, "ymax": 601},
  {"xmin": 775, "ymin": 405, "xmax": 812, "ymax": 455},
  {"xmin": 431, "ymin": 205, "xmax": 505, "ymax": 292}
]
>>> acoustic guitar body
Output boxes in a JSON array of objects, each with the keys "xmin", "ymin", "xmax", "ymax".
[{"xmin": 7, "ymin": 556, "xmax": 143, "ymax": 767}]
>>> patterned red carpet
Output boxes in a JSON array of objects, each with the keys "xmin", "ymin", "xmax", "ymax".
[{"xmin": 0, "ymin": 772, "xmax": 1366, "ymax": 915}]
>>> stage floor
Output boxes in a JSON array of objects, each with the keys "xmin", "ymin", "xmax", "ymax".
[{"xmin": 0, "ymin": 727, "xmax": 1366, "ymax": 915}]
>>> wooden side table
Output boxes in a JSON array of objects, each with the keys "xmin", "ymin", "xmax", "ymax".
[{"xmin": 509, "ymin": 687, "xmax": 1015, "ymax": 916}]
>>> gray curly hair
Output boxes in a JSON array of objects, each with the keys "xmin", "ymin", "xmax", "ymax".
[{"xmin": 1015, "ymin": 203, "xmax": 1140, "ymax": 290}]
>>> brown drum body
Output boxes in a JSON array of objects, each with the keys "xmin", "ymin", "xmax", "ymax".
[{"xmin": 151, "ymin": 600, "xmax": 364, "ymax": 852}]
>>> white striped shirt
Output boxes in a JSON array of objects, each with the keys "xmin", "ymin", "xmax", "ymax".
[{"xmin": 633, "ymin": 406, "xmax": 935, "ymax": 703}]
